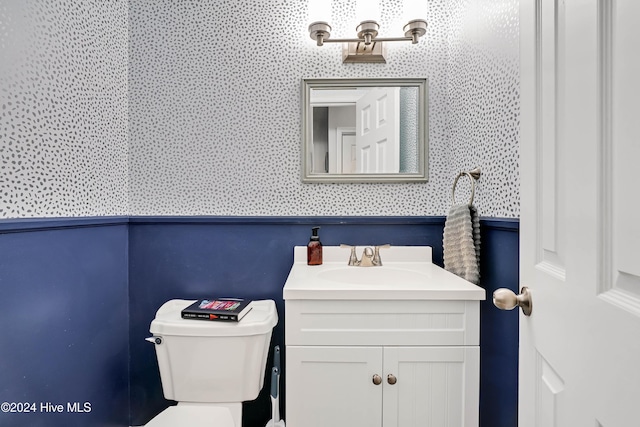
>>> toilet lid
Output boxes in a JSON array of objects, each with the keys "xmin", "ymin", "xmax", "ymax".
[
  {"xmin": 150, "ymin": 299, "xmax": 277, "ymax": 337},
  {"xmin": 145, "ymin": 406, "xmax": 235, "ymax": 427}
]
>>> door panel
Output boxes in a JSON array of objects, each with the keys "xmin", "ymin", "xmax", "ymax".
[
  {"xmin": 538, "ymin": 0, "xmax": 567, "ymax": 276},
  {"xmin": 539, "ymin": 0, "xmax": 560, "ymax": 261},
  {"xmin": 339, "ymin": 132, "xmax": 356, "ymax": 174},
  {"xmin": 520, "ymin": 0, "xmax": 640, "ymax": 426},
  {"xmin": 355, "ymin": 88, "xmax": 400, "ymax": 173},
  {"xmin": 606, "ymin": 0, "xmax": 640, "ymax": 300},
  {"xmin": 535, "ymin": 352, "xmax": 564, "ymax": 427},
  {"xmin": 285, "ymin": 346, "xmax": 382, "ymax": 427},
  {"xmin": 383, "ymin": 347, "xmax": 478, "ymax": 427}
]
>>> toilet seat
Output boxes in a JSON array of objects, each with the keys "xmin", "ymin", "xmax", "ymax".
[{"xmin": 144, "ymin": 405, "xmax": 235, "ymax": 427}]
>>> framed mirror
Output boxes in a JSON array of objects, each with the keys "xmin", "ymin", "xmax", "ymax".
[{"xmin": 302, "ymin": 78, "xmax": 428, "ymax": 183}]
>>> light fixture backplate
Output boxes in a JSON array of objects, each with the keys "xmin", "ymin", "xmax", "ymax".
[{"xmin": 341, "ymin": 42, "xmax": 387, "ymax": 63}]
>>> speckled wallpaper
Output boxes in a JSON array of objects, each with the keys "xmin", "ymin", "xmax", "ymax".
[
  {"xmin": 128, "ymin": 0, "xmax": 452, "ymax": 216},
  {"xmin": 0, "ymin": 0, "xmax": 519, "ymax": 218},
  {"xmin": 447, "ymin": 0, "xmax": 520, "ymax": 217},
  {"xmin": 0, "ymin": 0, "xmax": 129, "ymax": 217}
]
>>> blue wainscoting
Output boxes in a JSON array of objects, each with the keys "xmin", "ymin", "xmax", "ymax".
[
  {"xmin": 128, "ymin": 217, "xmax": 447, "ymax": 427},
  {"xmin": 0, "ymin": 218, "xmax": 130, "ymax": 427},
  {"xmin": 0, "ymin": 216, "xmax": 518, "ymax": 427},
  {"xmin": 479, "ymin": 219, "xmax": 519, "ymax": 427},
  {"xmin": 128, "ymin": 217, "xmax": 519, "ymax": 427}
]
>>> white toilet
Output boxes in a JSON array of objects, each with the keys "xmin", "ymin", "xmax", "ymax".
[{"xmin": 144, "ymin": 299, "xmax": 278, "ymax": 427}]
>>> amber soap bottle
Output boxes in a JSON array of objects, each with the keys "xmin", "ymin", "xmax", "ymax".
[{"xmin": 307, "ymin": 226, "xmax": 323, "ymax": 265}]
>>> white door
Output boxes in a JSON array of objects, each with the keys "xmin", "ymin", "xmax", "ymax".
[
  {"xmin": 355, "ymin": 87, "xmax": 400, "ymax": 173},
  {"xmin": 518, "ymin": 0, "xmax": 640, "ymax": 425},
  {"xmin": 340, "ymin": 132, "xmax": 356, "ymax": 174}
]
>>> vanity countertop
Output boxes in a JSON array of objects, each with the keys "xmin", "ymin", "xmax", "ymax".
[{"xmin": 283, "ymin": 246, "xmax": 486, "ymax": 301}]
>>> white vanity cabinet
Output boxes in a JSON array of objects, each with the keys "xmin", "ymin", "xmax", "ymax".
[
  {"xmin": 285, "ymin": 299, "xmax": 480, "ymax": 427},
  {"xmin": 283, "ymin": 246, "xmax": 485, "ymax": 427}
]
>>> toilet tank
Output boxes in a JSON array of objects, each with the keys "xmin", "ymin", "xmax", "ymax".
[{"xmin": 149, "ymin": 299, "xmax": 278, "ymax": 403}]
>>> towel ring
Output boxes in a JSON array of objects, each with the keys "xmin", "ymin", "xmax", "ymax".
[{"xmin": 451, "ymin": 167, "xmax": 481, "ymax": 206}]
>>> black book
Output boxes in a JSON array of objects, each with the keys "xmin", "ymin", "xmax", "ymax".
[{"xmin": 181, "ymin": 298, "xmax": 253, "ymax": 322}]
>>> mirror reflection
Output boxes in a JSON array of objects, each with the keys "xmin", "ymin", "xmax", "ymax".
[{"xmin": 302, "ymin": 78, "xmax": 428, "ymax": 183}]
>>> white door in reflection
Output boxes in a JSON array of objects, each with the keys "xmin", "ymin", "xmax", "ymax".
[
  {"xmin": 356, "ymin": 87, "xmax": 400, "ymax": 173},
  {"xmin": 340, "ymin": 132, "xmax": 356, "ymax": 174}
]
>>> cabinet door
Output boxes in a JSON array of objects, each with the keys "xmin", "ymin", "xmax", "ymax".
[
  {"xmin": 383, "ymin": 347, "xmax": 479, "ymax": 427},
  {"xmin": 286, "ymin": 346, "xmax": 383, "ymax": 427}
]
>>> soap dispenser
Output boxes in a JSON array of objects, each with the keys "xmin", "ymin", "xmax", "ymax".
[{"xmin": 307, "ymin": 226, "xmax": 323, "ymax": 265}]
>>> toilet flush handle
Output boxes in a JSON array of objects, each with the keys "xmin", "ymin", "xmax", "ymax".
[{"xmin": 145, "ymin": 337, "xmax": 162, "ymax": 345}]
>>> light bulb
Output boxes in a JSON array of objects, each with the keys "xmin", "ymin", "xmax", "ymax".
[
  {"xmin": 355, "ymin": 0, "xmax": 380, "ymax": 23},
  {"xmin": 308, "ymin": 0, "xmax": 331, "ymax": 23},
  {"xmin": 402, "ymin": 0, "xmax": 425, "ymax": 22}
]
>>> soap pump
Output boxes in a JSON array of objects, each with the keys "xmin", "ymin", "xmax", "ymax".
[{"xmin": 307, "ymin": 226, "xmax": 323, "ymax": 266}]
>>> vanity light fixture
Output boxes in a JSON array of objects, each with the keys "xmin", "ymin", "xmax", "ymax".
[{"xmin": 308, "ymin": 1, "xmax": 427, "ymax": 63}]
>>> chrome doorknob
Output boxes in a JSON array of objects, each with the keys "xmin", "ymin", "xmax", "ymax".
[{"xmin": 493, "ymin": 286, "xmax": 532, "ymax": 316}]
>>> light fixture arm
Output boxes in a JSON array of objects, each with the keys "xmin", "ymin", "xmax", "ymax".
[
  {"xmin": 309, "ymin": 19, "xmax": 428, "ymax": 47},
  {"xmin": 321, "ymin": 36, "xmax": 418, "ymax": 45}
]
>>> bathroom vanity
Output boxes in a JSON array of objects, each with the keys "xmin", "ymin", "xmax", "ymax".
[{"xmin": 283, "ymin": 246, "xmax": 485, "ymax": 427}]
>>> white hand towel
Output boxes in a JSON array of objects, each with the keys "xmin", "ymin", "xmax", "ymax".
[{"xmin": 443, "ymin": 203, "xmax": 481, "ymax": 284}]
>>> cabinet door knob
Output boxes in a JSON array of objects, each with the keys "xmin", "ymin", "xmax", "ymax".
[
  {"xmin": 372, "ymin": 374, "xmax": 382, "ymax": 385},
  {"xmin": 387, "ymin": 374, "xmax": 397, "ymax": 385}
]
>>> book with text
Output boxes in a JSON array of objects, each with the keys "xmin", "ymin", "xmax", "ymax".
[{"xmin": 181, "ymin": 298, "xmax": 253, "ymax": 322}]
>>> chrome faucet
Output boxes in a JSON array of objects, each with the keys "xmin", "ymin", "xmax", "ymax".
[{"xmin": 340, "ymin": 244, "xmax": 391, "ymax": 267}]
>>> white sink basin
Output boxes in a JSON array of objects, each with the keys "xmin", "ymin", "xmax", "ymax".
[
  {"xmin": 283, "ymin": 246, "xmax": 486, "ymax": 301},
  {"xmin": 318, "ymin": 267, "xmax": 430, "ymax": 286}
]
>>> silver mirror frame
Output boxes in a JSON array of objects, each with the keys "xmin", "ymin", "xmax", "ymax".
[{"xmin": 302, "ymin": 78, "xmax": 429, "ymax": 183}]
